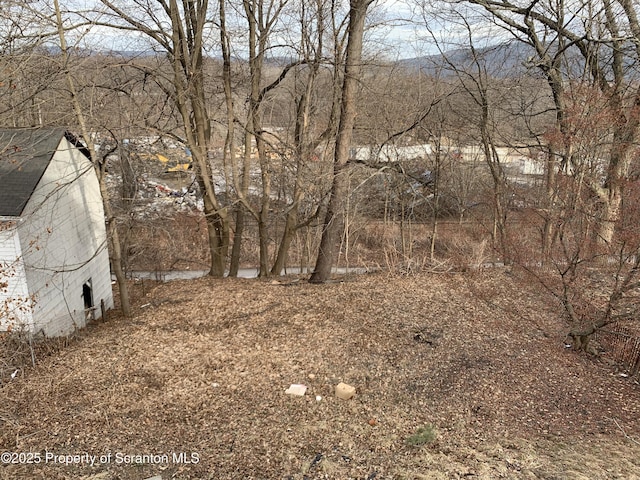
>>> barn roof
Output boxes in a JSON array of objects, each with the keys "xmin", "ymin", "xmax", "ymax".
[{"xmin": 0, "ymin": 128, "xmax": 90, "ymax": 217}]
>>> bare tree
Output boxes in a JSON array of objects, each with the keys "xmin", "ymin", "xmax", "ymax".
[
  {"xmin": 219, "ymin": 0, "xmax": 245, "ymax": 277},
  {"xmin": 417, "ymin": 9, "xmax": 514, "ymax": 262},
  {"xmin": 310, "ymin": 0, "xmax": 375, "ymax": 283},
  {"xmin": 458, "ymin": 0, "xmax": 640, "ymax": 250},
  {"xmin": 239, "ymin": 0, "xmax": 290, "ymax": 277},
  {"xmin": 270, "ymin": 0, "xmax": 347, "ymax": 275},
  {"xmin": 98, "ymin": 0, "xmax": 230, "ymax": 276},
  {"xmin": 221, "ymin": 0, "xmax": 332, "ymax": 277},
  {"xmin": 421, "ymin": 0, "xmax": 640, "ymax": 348},
  {"xmin": 0, "ymin": 2, "xmax": 65, "ymax": 128}
]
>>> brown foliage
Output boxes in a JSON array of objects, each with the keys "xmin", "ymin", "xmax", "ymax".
[{"xmin": 1, "ymin": 272, "xmax": 639, "ymax": 479}]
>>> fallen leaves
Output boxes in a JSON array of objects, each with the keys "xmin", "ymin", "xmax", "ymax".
[{"xmin": 0, "ymin": 271, "xmax": 639, "ymax": 479}]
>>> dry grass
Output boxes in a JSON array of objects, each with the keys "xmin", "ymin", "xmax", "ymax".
[
  {"xmin": 1, "ymin": 271, "xmax": 639, "ymax": 479},
  {"xmin": 119, "ymin": 211, "xmax": 503, "ymax": 275}
]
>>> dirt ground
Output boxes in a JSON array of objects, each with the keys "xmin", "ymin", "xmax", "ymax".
[{"xmin": 1, "ymin": 270, "xmax": 639, "ymax": 480}]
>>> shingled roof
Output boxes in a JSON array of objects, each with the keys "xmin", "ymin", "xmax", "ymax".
[{"xmin": 0, "ymin": 128, "xmax": 90, "ymax": 217}]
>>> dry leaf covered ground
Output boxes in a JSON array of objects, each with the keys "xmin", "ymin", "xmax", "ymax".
[{"xmin": 1, "ymin": 271, "xmax": 639, "ymax": 480}]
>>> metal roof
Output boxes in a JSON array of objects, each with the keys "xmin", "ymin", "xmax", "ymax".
[{"xmin": 0, "ymin": 128, "xmax": 85, "ymax": 217}]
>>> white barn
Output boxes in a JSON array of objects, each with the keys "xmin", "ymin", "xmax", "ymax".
[{"xmin": 0, "ymin": 128, "xmax": 113, "ymax": 337}]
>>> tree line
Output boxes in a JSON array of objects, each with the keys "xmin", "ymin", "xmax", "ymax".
[{"xmin": 1, "ymin": 0, "xmax": 640, "ymax": 350}]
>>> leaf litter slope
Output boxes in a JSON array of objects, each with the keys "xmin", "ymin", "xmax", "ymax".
[{"xmin": 1, "ymin": 271, "xmax": 639, "ymax": 479}]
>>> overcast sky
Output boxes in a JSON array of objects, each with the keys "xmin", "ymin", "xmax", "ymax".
[
  {"xmin": 41, "ymin": 0, "xmax": 504, "ymax": 60},
  {"xmin": 50, "ymin": 0, "xmax": 446, "ymax": 59}
]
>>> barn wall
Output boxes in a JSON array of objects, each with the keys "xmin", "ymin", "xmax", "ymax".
[
  {"xmin": 0, "ymin": 223, "xmax": 34, "ymax": 331},
  {"xmin": 19, "ymin": 137, "xmax": 114, "ymax": 337}
]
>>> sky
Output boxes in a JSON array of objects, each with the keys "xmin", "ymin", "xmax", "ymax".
[
  {"xmin": 50, "ymin": 0, "xmax": 442, "ymax": 59},
  {"xmin": 46, "ymin": 0, "xmax": 500, "ymax": 60}
]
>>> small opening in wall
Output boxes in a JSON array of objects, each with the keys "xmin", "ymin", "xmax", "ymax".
[{"xmin": 83, "ymin": 280, "xmax": 94, "ymax": 321}]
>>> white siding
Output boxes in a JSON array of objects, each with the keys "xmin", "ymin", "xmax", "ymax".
[
  {"xmin": 18, "ymin": 137, "xmax": 113, "ymax": 336},
  {"xmin": 0, "ymin": 223, "xmax": 34, "ymax": 331}
]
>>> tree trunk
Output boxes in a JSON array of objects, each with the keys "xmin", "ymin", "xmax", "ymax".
[
  {"xmin": 256, "ymin": 132, "xmax": 271, "ymax": 277},
  {"xmin": 229, "ymin": 131, "xmax": 254, "ymax": 276},
  {"xmin": 430, "ymin": 142, "xmax": 442, "ymax": 263},
  {"xmin": 271, "ymin": 44, "xmax": 320, "ymax": 275},
  {"xmin": 481, "ymin": 126, "xmax": 509, "ymax": 264},
  {"xmin": 229, "ymin": 205, "xmax": 245, "ymax": 277},
  {"xmin": 272, "ymin": 175, "xmax": 304, "ymax": 275},
  {"xmin": 209, "ymin": 215, "xmax": 229, "ymax": 277},
  {"xmin": 196, "ymin": 171, "xmax": 229, "ymax": 277},
  {"xmin": 542, "ymin": 150, "xmax": 557, "ymax": 261},
  {"xmin": 310, "ymin": 0, "xmax": 371, "ymax": 284},
  {"xmin": 220, "ymin": 0, "xmax": 242, "ymax": 277},
  {"xmin": 102, "ymin": 182, "xmax": 131, "ymax": 316},
  {"xmin": 271, "ymin": 207, "xmax": 297, "ymax": 276},
  {"xmin": 174, "ymin": 0, "xmax": 230, "ymax": 277},
  {"xmin": 596, "ymin": 187, "xmax": 622, "ymax": 247}
]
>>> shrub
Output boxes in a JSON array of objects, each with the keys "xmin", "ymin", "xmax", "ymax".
[{"xmin": 405, "ymin": 424, "xmax": 437, "ymax": 447}]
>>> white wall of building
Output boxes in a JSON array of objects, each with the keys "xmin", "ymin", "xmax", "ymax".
[
  {"xmin": 0, "ymin": 223, "xmax": 33, "ymax": 332},
  {"xmin": 18, "ymin": 137, "xmax": 114, "ymax": 336},
  {"xmin": 351, "ymin": 144, "xmax": 433, "ymax": 162}
]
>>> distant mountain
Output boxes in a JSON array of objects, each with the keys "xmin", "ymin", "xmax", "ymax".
[
  {"xmin": 399, "ymin": 42, "xmax": 536, "ymax": 77},
  {"xmin": 38, "ymin": 44, "xmax": 160, "ymax": 59},
  {"xmin": 398, "ymin": 40, "xmax": 639, "ymax": 79}
]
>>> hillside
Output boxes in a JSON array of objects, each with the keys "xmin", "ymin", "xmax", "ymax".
[{"xmin": 1, "ymin": 271, "xmax": 639, "ymax": 479}]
